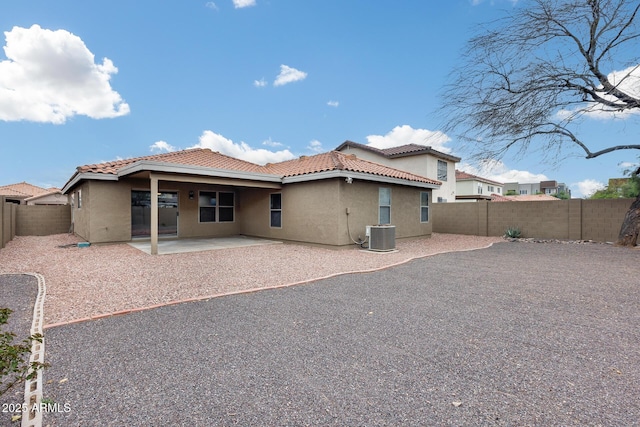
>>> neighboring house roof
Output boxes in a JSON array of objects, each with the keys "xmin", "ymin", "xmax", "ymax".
[
  {"xmin": 265, "ymin": 151, "xmax": 441, "ymax": 185},
  {"xmin": 491, "ymin": 193, "xmax": 561, "ymax": 202},
  {"xmin": 0, "ymin": 182, "xmax": 52, "ymax": 199},
  {"xmin": 25, "ymin": 187, "xmax": 64, "ymax": 203},
  {"xmin": 63, "ymin": 148, "xmax": 441, "ymax": 193},
  {"xmin": 455, "ymin": 170, "xmax": 503, "ymax": 186},
  {"xmin": 335, "ymin": 140, "xmax": 461, "ymax": 163}
]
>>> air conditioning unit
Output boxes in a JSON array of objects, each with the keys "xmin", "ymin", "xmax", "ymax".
[{"xmin": 368, "ymin": 225, "xmax": 396, "ymax": 252}]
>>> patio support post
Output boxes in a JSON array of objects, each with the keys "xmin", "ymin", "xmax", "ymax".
[{"xmin": 150, "ymin": 174, "xmax": 159, "ymax": 255}]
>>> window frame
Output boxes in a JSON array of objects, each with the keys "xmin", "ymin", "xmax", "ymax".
[
  {"xmin": 420, "ymin": 192, "xmax": 429, "ymax": 223},
  {"xmin": 270, "ymin": 193, "xmax": 282, "ymax": 228},
  {"xmin": 218, "ymin": 191, "xmax": 235, "ymax": 222},
  {"xmin": 437, "ymin": 160, "xmax": 448, "ymax": 181},
  {"xmin": 198, "ymin": 190, "xmax": 235, "ymax": 223},
  {"xmin": 378, "ymin": 187, "xmax": 391, "ymax": 225}
]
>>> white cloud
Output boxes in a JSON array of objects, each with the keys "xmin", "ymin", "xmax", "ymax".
[
  {"xmin": 191, "ymin": 130, "xmax": 295, "ymax": 165},
  {"xmin": 571, "ymin": 179, "xmax": 605, "ymax": 198},
  {"xmin": 150, "ymin": 141, "xmax": 177, "ymax": 153},
  {"xmin": 233, "ymin": 0, "xmax": 256, "ymax": 8},
  {"xmin": 262, "ymin": 137, "xmax": 284, "ymax": 148},
  {"xmin": 205, "ymin": 2, "xmax": 218, "ymax": 10},
  {"xmin": 253, "ymin": 78, "xmax": 267, "ymax": 88},
  {"xmin": 0, "ymin": 25, "xmax": 129, "ymax": 124},
  {"xmin": 618, "ymin": 161, "xmax": 637, "ymax": 169},
  {"xmin": 558, "ymin": 65, "xmax": 640, "ymax": 120},
  {"xmin": 366, "ymin": 125, "xmax": 452, "ymax": 153},
  {"xmin": 327, "ymin": 100, "xmax": 339, "ymax": 107},
  {"xmin": 307, "ymin": 140, "xmax": 323, "ymax": 153},
  {"xmin": 458, "ymin": 159, "xmax": 548, "ymax": 183},
  {"xmin": 274, "ymin": 65, "xmax": 307, "ymax": 87}
]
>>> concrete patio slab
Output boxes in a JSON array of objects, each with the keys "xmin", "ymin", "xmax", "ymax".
[{"xmin": 127, "ymin": 235, "xmax": 282, "ymax": 255}]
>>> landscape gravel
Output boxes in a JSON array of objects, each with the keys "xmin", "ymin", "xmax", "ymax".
[
  {"xmin": 40, "ymin": 242, "xmax": 640, "ymax": 426},
  {"xmin": 0, "ymin": 233, "xmax": 504, "ymax": 326},
  {"xmin": 0, "ymin": 274, "xmax": 37, "ymax": 426}
]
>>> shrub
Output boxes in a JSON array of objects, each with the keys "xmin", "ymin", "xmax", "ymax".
[
  {"xmin": 505, "ymin": 226, "xmax": 522, "ymax": 238},
  {"xmin": 0, "ymin": 308, "xmax": 48, "ymax": 397}
]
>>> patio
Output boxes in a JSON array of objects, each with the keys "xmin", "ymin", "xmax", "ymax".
[{"xmin": 127, "ymin": 235, "xmax": 282, "ymax": 255}]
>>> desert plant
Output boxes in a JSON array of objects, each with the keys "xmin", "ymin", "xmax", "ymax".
[
  {"xmin": 505, "ymin": 226, "xmax": 522, "ymax": 239},
  {"xmin": 0, "ymin": 308, "xmax": 48, "ymax": 397}
]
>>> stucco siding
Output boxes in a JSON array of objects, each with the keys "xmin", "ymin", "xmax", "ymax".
[
  {"xmin": 87, "ymin": 180, "xmax": 131, "ymax": 243},
  {"xmin": 72, "ymin": 182, "xmax": 90, "ymax": 241},
  {"xmin": 239, "ymin": 180, "xmax": 342, "ymax": 245}
]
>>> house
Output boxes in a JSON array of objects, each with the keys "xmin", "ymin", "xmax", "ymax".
[
  {"xmin": 504, "ymin": 180, "xmax": 571, "ymax": 197},
  {"xmin": 335, "ymin": 141, "xmax": 460, "ymax": 203},
  {"xmin": 490, "ymin": 193, "xmax": 560, "ymax": 202},
  {"xmin": 454, "ymin": 170, "xmax": 504, "ymax": 202},
  {"xmin": 61, "ymin": 148, "xmax": 441, "ymax": 254},
  {"xmin": 0, "ymin": 182, "xmax": 67, "ymax": 205}
]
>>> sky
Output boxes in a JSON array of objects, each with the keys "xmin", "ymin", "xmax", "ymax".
[{"xmin": 1, "ymin": 0, "xmax": 639, "ymax": 198}]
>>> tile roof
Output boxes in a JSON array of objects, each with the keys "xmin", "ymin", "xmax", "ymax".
[
  {"xmin": 77, "ymin": 148, "xmax": 267, "ymax": 175},
  {"xmin": 491, "ymin": 193, "xmax": 561, "ymax": 202},
  {"xmin": 25, "ymin": 187, "xmax": 64, "ymax": 201},
  {"xmin": 455, "ymin": 170, "xmax": 504, "ymax": 186},
  {"xmin": 335, "ymin": 140, "xmax": 461, "ymax": 162},
  {"xmin": 71, "ymin": 148, "xmax": 440, "ymax": 186},
  {"xmin": 0, "ymin": 182, "xmax": 51, "ymax": 198},
  {"xmin": 265, "ymin": 151, "xmax": 441, "ymax": 185}
]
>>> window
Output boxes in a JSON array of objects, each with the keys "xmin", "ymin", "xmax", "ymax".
[
  {"xmin": 520, "ymin": 189, "xmax": 528, "ymax": 195},
  {"xmin": 219, "ymin": 192, "xmax": 234, "ymax": 222},
  {"xmin": 77, "ymin": 189, "xmax": 82, "ymax": 209},
  {"xmin": 437, "ymin": 160, "xmax": 448, "ymax": 181},
  {"xmin": 488, "ymin": 185, "xmax": 494, "ymax": 192},
  {"xmin": 270, "ymin": 193, "xmax": 282, "ymax": 228},
  {"xmin": 420, "ymin": 192, "xmax": 429, "ymax": 223},
  {"xmin": 477, "ymin": 183, "xmax": 483, "ymax": 194},
  {"xmin": 199, "ymin": 191, "xmax": 216, "ymax": 222},
  {"xmin": 497, "ymin": 187, "xmax": 501, "ymax": 194},
  {"xmin": 379, "ymin": 188, "xmax": 391, "ymax": 225},
  {"xmin": 199, "ymin": 191, "xmax": 234, "ymax": 223}
]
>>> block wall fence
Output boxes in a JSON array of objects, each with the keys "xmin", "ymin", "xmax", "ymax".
[
  {"xmin": 1, "ymin": 197, "xmax": 17, "ymax": 249},
  {"xmin": 1, "ymin": 198, "xmax": 635, "ymax": 248},
  {"xmin": 432, "ymin": 198, "xmax": 634, "ymax": 243},
  {"xmin": 1, "ymin": 202, "xmax": 71, "ymax": 248}
]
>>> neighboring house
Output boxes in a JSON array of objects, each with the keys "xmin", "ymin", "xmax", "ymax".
[
  {"xmin": 335, "ymin": 141, "xmax": 460, "ymax": 203},
  {"xmin": 504, "ymin": 180, "xmax": 571, "ymax": 197},
  {"xmin": 490, "ymin": 193, "xmax": 560, "ymax": 202},
  {"xmin": 455, "ymin": 170, "xmax": 504, "ymax": 202},
  {"xmin": 0, "ymin": 182, "xmax": 67, "ymax": 205},
  {"xmin": 61, "ymin": 148, "xmax": 441, "ymax": 253},
  {"xmin": 540, "ymin": 180, "xmax": 571, "ymax": 197}
]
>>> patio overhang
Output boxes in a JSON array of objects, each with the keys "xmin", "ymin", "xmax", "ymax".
[{"xmin": 146, "ymin": 171, "xmax": 282, "ymax": 255}]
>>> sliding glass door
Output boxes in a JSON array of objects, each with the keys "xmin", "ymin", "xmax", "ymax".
[{"xmin": 131, "ymin": 190, "xmax": 178, "ymax": 237}]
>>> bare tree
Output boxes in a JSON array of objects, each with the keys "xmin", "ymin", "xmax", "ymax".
[{"xmin": 441, "ymin": 0, "xmax": 640, "ymax": 246}]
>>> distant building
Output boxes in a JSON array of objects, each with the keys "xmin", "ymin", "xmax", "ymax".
[
  {"xmin": 0, "ymin": 182, "xmax": 67, "ymax": 205},
  {"xmin": 455, "ymin": 170, "xmax": 504, "ymax": 202},
  {"xmin": 504, "ymin": 180, "xmax": 571, "ymax": 198},
  {"xmin": 491, "ymin": 193, "xmax": 560, "ymax": 202}
]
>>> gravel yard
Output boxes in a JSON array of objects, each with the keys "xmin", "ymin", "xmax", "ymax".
[{"xmin": 0, "ymin": 233, "xmax": 503, "ymax": 326}]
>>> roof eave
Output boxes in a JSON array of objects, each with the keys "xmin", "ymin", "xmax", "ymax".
[
  {"xmin": 117, "ymin": 160, "xmax": 282, "ymax": 182},
  {"xmin": 387, "ymin": 149, "xmax": 461, "ymax": 163},
  {"xmin": 62, "ymin": 172, "xmax": 119, "ymax": 194},
  {"xmin": 282, "ymin": 170, "xmax": 440, "ymax": 189}
]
